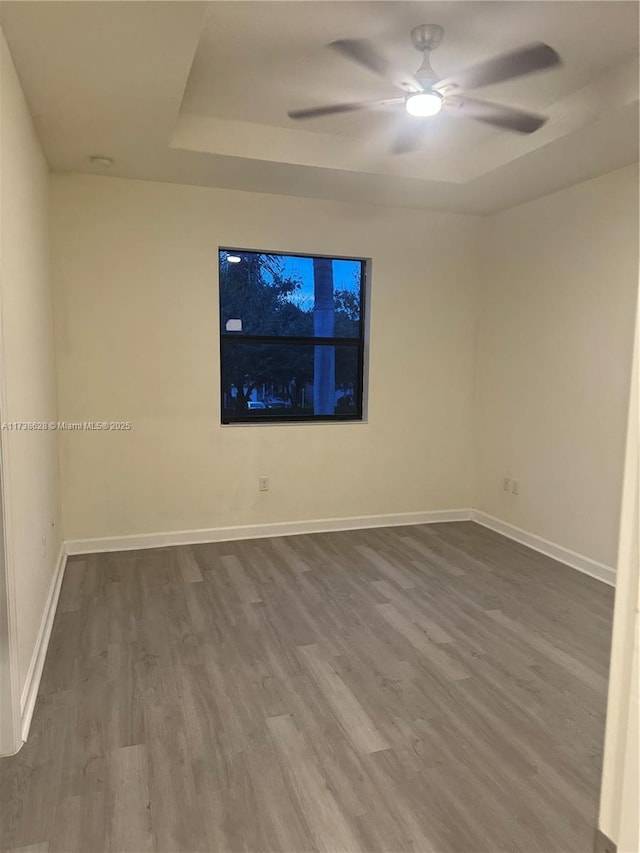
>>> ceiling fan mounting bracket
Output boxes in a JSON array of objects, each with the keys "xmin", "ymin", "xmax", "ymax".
[{"xmin": 410, "ymin": 24, "xmax": 444, "ymax": 53}]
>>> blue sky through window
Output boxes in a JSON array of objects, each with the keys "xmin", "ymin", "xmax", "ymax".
[{"xmin": 265, "ymin": 256, "xmax": 361, "ymax": 311}]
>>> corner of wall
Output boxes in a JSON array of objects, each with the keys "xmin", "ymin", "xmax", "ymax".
[{"xmin": 470, "ymin": 212, "xmax": 491, "ymax": 514}]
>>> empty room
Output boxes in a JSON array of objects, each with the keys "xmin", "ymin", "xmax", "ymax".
[{"xmin": 0, "ymin": 2, "xmax": 638, "ymax": 852}]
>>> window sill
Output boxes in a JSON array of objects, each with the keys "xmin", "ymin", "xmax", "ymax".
[{"xmin": 221, "ymin": 419, "xmax": 369, "ymax": 428}]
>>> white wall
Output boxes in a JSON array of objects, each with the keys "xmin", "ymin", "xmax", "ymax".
[
  {"xmin": 475, "ymin": 165, "xmax": 639, "ymax": 569},
  {"xmin": 51, "ymin": 174, "xmax": 479, "ymax": 542},
  {"xmin": 0, "ymin": 32, "xmax": 62, "ymax": 705}
]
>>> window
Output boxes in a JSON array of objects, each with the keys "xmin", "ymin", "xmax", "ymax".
[{"xmin": 219, "ymin": 248, "xmax": 366, "ymax": 423}]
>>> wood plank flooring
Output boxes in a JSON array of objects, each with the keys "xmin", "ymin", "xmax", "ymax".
[{"xmin": 0, "ymin": 522, "xmax": 614, "ymax": 853}]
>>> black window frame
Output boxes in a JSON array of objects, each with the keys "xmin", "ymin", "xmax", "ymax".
[{"xmin": 219, "ymin": 247, "xmax": 367, "ymax": 425}]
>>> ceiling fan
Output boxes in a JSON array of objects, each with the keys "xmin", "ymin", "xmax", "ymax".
[{"xmin": 287, "ymin": 25, "xmax": 561, "ymax": 153}]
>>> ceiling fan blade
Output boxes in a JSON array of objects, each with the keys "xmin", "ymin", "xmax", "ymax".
[
  {"xmin": 288, "ymin": 97, "xmax": 403, "ymax": 120},
  {"xmin": 443, "ymin": 97, "xmax": 548, "ymax": 133},
  {"xmin": 330, "ymin": 38, "xmax": 388, "ymax": 76},
  {"xmin": 435, "ymin": 42, "xmax": 561, "ymax": 92},
  {"xmin": 330, "ymin": 38, "xmax": 422, "ymax": 93}
]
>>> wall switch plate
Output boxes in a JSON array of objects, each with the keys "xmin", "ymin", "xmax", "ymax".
[
  {"xmin": 503, "ymin": 477, "xmax": 511, "ymax": 491},
  {"xmin": 511, "ymin": 479, "xmax": 519, "ymax": 495},
  {"xmin": 259, "ymin": 476, "xmax": 269, "ymax": 492}
]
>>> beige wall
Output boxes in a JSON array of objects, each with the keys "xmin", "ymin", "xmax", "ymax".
[
  {"xmin": 599, "ymin": 299, "xmax": 639, "ymax": 851},
  {"xmin": 0, "ymin": 31, "xmax": 62, "ymax": 699},
  {"xmin": 475, "ymin": 165, "xmax": 639, "ymax": 568},
  {"xmin": 51, "ymin": 174, "xmax": 479, "ymax": 541}
]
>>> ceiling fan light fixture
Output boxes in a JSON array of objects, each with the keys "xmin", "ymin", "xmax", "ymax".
[{"xmin": 405, "ymin": 90, "xmax": 443, "ymax": 117}]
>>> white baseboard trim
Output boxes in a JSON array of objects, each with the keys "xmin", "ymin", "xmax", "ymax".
[
  {"xmin": 65, "ymin": 509, "xmax": 616, "ymax": 586},
  {"xmin": 65, "ymin": 509, "xmax": 473, "ymax": 555},
  {"xmin": 20, "ymin": 543, "xmax": 67, "ymax": 743},
  {"xmin": 471, "ymin": 510, "xmax": 616, "ymax": 587}
]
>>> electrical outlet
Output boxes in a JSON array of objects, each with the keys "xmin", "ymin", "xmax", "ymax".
[
  {"xmin": 511, "ymin": 479, "xmax": 519, "ymax": 495},
  {"xmin": 503, "ymin": 477, "xmax": 511, "ymax": 492},
  {"xmin": 259, "ymin": 475, "xmax": 269, "ymax": 492}
]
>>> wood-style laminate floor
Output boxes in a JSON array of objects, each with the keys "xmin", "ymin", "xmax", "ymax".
[{"xmin": 0, "ymin": 522, "xmax": 614, "ymax": 853}]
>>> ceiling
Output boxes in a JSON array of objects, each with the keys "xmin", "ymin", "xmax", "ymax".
[{"xmin": 1, "ymin": 1, "xmax": 638, "ymax": 214}]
